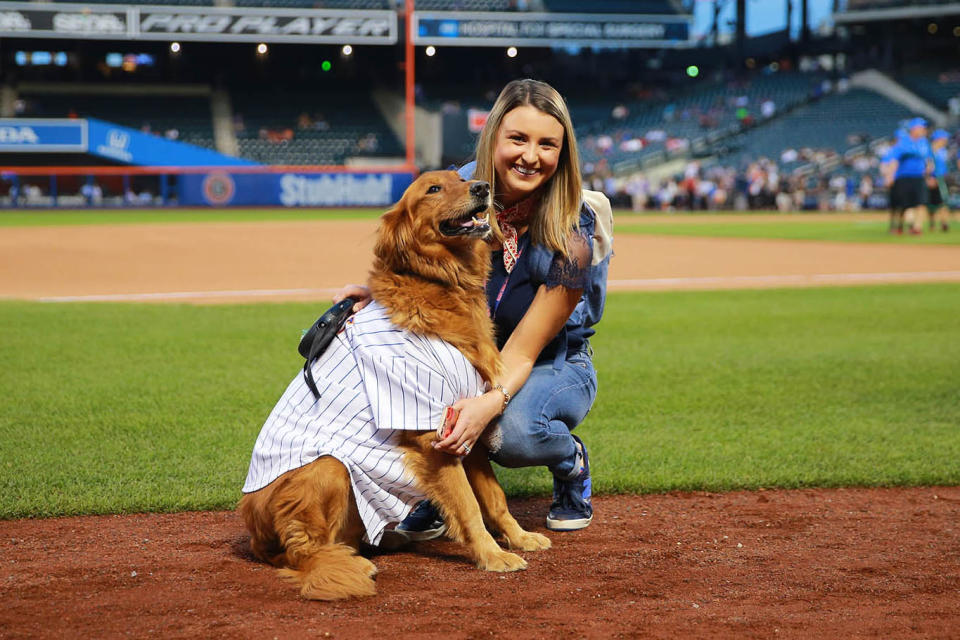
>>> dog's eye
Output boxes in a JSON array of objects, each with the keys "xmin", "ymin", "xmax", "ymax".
[{"xmin": 426, "ymin": 185, "xmax": 442, "ymax": 194}]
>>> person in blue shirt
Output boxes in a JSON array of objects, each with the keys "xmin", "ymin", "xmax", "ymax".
[
  {"xmin": 928, "ymin": 129, "xmax": 951, "ymax": 232},
  {"xmin": 335, "ymin": 79, "xmax": 613, "ymax": 538},
  {"xmin": 881, "ymin": 117, "xmax": 933, "ymax": 235}
]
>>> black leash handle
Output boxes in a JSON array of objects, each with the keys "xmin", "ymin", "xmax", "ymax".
[{"xmin": 299, "ymin": 297, "xmax": 359, "ymax": 399}]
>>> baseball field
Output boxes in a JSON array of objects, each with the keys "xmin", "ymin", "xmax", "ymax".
[{"xmin": 2, "ymin": 209, "xmax": 959, "ymax": 638}]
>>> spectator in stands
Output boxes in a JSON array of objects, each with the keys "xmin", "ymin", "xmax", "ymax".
[
  {"xmin": 760, "ymin": 99, "xmax": 776, "ymax": 119},
  {"xmin": 858, "ymin": 174, "xmax": 874, "ymax": 210},
  {"xmin": 164, "ymin": 128, "xmax": 179, "ymax": 141},
  {"xmin": 625, "ymin": 172, "xmax": 649, "ymax": 212},
  {"xmin": 336, "ymin": 79, "xmax": 607, "ymax": 539},
  {"xmin": 81, "ymin": 181, "xmax": 103, "ymax": 207},
  {"xmin": 312, "ymin": 112, "xmax": 330, "ymax": 131},
  {"xmin": 297, "ymin": 112, "xmax": 313, "ymax": 130}
]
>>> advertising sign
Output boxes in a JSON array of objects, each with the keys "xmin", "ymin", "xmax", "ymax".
[
  {"xmin": 0, "ymin": 2, "xmax": 397, "ymax": 44},
  {"xmin": 0, "ymin": 119, "xmax": 86, "ymax": 152},
  {"xmin": 85, "ymin": 118, "xmax": 256, "ymax": 166},
  {"xmin": 413, "ymin": 12, "xmax": 691, "ymax": 48},
  {"xmin": 0, "ymin": 118, "xmax": 255, "ymax": 166},
  {"xmin": 179, "ymin": 171, "xmax": 415, "ymax": 207}
]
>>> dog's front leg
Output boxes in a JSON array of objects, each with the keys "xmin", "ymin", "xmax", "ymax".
[
  {"xmin": 462, "ymin": 448, "xmax": 551, "ymax": 552},
  {"xmin": 400, "ymin": 432, "xmax": 527, "ymax": 572}
]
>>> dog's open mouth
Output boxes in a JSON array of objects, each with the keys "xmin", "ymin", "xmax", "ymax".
[{"xmin": 439, "ymin": 202, "xmax": 491, "ymax": 237}]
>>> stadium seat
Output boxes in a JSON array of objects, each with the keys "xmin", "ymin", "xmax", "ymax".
[{"xmin": 16, "ymin": 92, "xmax": 217, "ymax": 151}]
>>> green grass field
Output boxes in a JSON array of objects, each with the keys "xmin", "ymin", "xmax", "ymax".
[
  {"xmin": 2, "ymin": 283, "xmax": 958, "ymax": 519},
  {"xmin": 617, "ymin": 215, "xmax": 960, "ymax": 245}
]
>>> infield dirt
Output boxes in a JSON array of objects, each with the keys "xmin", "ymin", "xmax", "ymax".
[
  {"xmin": 3, "ymin": 488, "xmax": 959, "ymax": 639},
  {"xmin": 2, "ymin": 216, "xmax": 959, "ymax": 638}
]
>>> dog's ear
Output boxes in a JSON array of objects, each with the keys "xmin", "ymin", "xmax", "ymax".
[{"xmin": 373, "ymin": 199, "xmax": 415, "ymax": 271}]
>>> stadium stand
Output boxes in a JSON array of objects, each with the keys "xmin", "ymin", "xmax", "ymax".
[
  {"xmin": 16, "ymin": 90, "xmax": 217, "ymax": 151},
  {"xmin": 896, "ymin": 68, "xmax": 960, "ymax": 111},
  {"xmin": 712, "ymin": 87, "xmax": 912, "ymax": 169},
  {"xmin": 572, "ymin": 71, "xmax": 826, "ymax": 171},
  {"xmin": 230, "ymin": 89, "xmax": 403, "ymax": 164},
  {"xmin": 231, "ymin": 0, "xmax": 391, "ymax": 8}
]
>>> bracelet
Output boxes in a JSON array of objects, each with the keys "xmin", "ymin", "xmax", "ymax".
[{"xmin": 492, "ymin": 383, "xmax": 511, "ymax": 413}]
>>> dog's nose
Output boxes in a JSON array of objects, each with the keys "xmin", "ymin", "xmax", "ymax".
[{"xmin": 470, "ymin": 181, "xmax": 490, "ymax": 199}]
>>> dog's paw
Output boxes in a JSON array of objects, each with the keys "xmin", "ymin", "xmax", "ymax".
[
  {"xmin": 506, "ymin": 530, "xmax": 551, "ymax": 552},
  {"xmin": 356, "ymin": 555, "xmax": 379, "ymax": 579},
  {"xmin": 477, "ymin": 549, "xmax": 528, "ymax": 572}
]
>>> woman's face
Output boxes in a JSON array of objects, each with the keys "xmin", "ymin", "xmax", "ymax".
[{"xmin": 493, "ymin": 104, "xmax": 565, "ymax": 206}]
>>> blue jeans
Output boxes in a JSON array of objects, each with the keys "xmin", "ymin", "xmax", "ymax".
[{"xmin": 487, "ymin": 349, "xmax": 598, "ymax": 479}]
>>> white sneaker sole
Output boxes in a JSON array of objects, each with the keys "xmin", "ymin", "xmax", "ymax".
[
  {"xmin": 396, "ymin": 524, "xmax": 446, "ymax": 542},
  {"xmin": 545, "ymin": 514, "xmax": 593, "ymax": 531}
]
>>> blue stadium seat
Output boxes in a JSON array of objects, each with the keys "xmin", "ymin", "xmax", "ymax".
[
  {"xmin": 896, "ymin": 68, "xmax": 960, "ymax": 110},
  {"xmin": 231, "ymin": 89, "xmax": 403, "ymax": 164}
]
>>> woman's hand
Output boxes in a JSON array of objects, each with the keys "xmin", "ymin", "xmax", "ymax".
[
  {"xmin": 333, "ymin": 284, "xmax": 372, "ymax": 312},
  {"xmin": 433, "ymin": 392, "xmax": 504, "ymax": 456}
]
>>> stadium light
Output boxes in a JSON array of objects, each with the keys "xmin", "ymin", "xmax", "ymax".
[
  {"xmin": 506, "ymin": 46, "xmax": 518, "ymax": 58},
  {"xmin": 170, "ymin": 42, "xmax": 181, "ymax": 54},
  {"xmin": 342, "ymin": 45, "xmax": 353, "ymax": 56},
  {"xmin": 928, "ymin": 23, "xmax": 938, "ymax": 35},
  {"xmin": 954, "ymin": 26, "xmax": 960, "ymax": 37},
  {"xmin": 256, "ymin": 43, "xmax": 268, "ymax": 55},
  {"xmin": 425, "ymin": 46, "xmax": 436, "ymax": 57},
  {"xmin": 686, "ymin": 65, "xmax": 699, "ymax": 78}
]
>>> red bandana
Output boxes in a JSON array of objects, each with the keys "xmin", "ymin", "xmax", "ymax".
[{"xmin": 495, "ymin": 195, "xmax": 538, "ymax": 273}]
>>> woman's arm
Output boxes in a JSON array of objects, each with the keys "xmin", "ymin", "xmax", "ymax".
[{"xmin": 434, "ymin": 283, "xmax": 582, "ymax": 455}]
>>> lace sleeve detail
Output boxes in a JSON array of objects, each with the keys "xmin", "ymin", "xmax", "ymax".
[{"xmin": 544, "ymin": 229, "xmax": 592, "ymax": 290}]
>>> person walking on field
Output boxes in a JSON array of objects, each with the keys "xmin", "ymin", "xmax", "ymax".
[
  {"xmin": 882, "ymin": 118, "xmax": 933, "ymax": 235},
  {"xmin": 927, "ymin": 129, "xmax": 951, "ymax": 232},
  {"xmin": 336, "ymin": 78, "xmax": 613, "ymax": 538}
]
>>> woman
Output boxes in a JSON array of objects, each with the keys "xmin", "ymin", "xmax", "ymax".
[{"xmin": 336, "ymin": 78, "xmax": 612, "ymax": 534}]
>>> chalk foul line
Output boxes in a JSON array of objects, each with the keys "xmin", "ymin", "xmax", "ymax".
[{"xmin": 31, "ymin": 271, "xmax": 960, "ymax": 302}]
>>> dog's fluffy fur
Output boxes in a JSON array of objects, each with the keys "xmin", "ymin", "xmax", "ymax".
[{"xmin": 239, "ymin": 171, "xmax": 550, "ymax": 600}]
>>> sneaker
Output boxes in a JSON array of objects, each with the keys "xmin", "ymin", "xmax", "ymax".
[
  {"xmin": 395, "ymin": 500, "xmax": 446, "ymax": 541},
  {"xmin": 942, "ymin": 222, "xmax": 950, "ymax": 233},
  {"xmin": 546, "ymin": 435, "xmax": 593, "ymax": 531}
]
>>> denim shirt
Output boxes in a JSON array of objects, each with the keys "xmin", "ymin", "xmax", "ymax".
[{"xmin": 457, "ymin": 162, "xmax": 612, "ymax": 368}]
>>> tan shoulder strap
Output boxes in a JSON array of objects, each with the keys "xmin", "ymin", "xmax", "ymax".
[{"xmin": 582, "ymin": 189, "xmax": 614, "ymax": 266}]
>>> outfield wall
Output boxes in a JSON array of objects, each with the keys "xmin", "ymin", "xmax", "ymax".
[
  {"xmin": 179, "ymin": 170, "xmax": 414, "ymax": 207},
  {"xmin": 0, "ymin": 165, "xmax": 416, "ymax": 208}
]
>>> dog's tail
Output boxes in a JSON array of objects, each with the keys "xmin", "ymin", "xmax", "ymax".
[{"xmin": 277, "ymin": 543, "xmax": 378, "ymax": 600}]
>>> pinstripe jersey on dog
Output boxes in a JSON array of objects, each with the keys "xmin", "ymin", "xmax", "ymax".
[{"xmin": 242, "ymin": 300, "xmax": 485, "ymax": 546}]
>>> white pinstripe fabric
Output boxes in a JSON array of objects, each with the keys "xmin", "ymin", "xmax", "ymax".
[{"xmin": 242, "ymin": 300, "xmax": 484, "ymax": 545}]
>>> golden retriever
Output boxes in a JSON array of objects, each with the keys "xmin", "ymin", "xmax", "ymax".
[{"xmin": 238, "ymin": 171, "xmax": 550, "ymax": 600}]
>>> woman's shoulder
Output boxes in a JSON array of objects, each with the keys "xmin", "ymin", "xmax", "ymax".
[
  {"xmin": 580, "ymin": 189, "xmax": 614, "ymax": 267},
  {"xmin": 456, "ymin": 161, "xmax": 477, "ymax": 180}
]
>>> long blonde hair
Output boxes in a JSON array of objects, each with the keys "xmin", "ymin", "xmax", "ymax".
[{"xmin": 473, "ymin": 79, "xmax": 583, "ymax": 256}]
